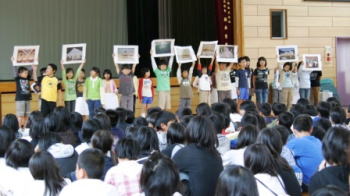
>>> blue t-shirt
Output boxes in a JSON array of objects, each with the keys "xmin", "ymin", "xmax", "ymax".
[
  {"xmin": 286, "ymin": 135, "xmax": 323, "ymax": 185},
  {"xmin": 236, "ymin": 69, "xmax": 249, "ymax": 88}
]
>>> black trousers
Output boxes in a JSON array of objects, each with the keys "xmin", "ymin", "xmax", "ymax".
[
  {"xmin": 65, "ymin": 100, "xmax": 76, "ymax": 113},
  {"xmin": 41, "ymin": 99, "xmax": 56, "ymax": 116}
]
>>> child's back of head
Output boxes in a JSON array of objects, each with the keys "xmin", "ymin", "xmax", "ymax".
[{"xmin": 77, "ymin": 148, "xmax": 104, "ymax": 179}]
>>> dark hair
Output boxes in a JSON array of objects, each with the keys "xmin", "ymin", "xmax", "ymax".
[
  {"xmin": 322, "ymin": 126, "xmax": 350, "ymax": 166},
  {"xmin": 5, "ymin": 139, "xmax": 34, "ymax": 169},
  {"xmin": 48, "ymin": 63, "xmax": 57, "ymax": 72},
  {"xmin": 259, "ymin": 103, "xmax": 272, "ymax": 116},
  {"xmin": 306, "ymin": 104, "xmax": 318, "ymax": 116},
  {"xmin": 140, "ymin": 152, "xmax": 180, "ymax": 196},
  {"xmin": 2, "ymin": 114, "xmax": 19, "ymax": 136},
  {"xmin": 116, "ymin": 108, "xmax": 128, "ymax": 125},
  {"xmin": 93, "ymin": 113, "xmax": 112, "ymax": 130},
  {"xmin": 70, "ymin": 112, "xmax": 83, "ymax": 133},
  {"xmin": 272, "ymin": 103, "xmax": 287, "ymax": 116},
  {"xmin": 27, "ymin": 111, "xmax": 45, "ymax": 144},
  {"xmin": 326, "ymin": 97, "xmax": 340, "ymax": 106},
  {"xmin": 317, "ymin": 102, "xmax": 331, "ymax": 118},
  {"xmin": 311, "ymin": 185, "xmax": 347, "ymax": 196},
  {"xmin": 196, "ymin": 103, "xmax": 212, "ymax": 116},
  {"xmin": 274, "ymin": 125, "xmax": 291, "ymax": 145},
  {"xmin": 283, "ymin": 62, "xmax": 292, "ymax": 70},
  {"xmin": 146, "ymin": 112, "xmax": 159, "ymax": 128},
  {"xmin": 147, "ymin": 107, "xmax": 162, "ymax": 116},
  {"xmin": 141, "ymin": 67, "xmax": 151, "ymax": 77},
  {"xmin": 29, "ymin": 151, "xmax": 65, "ymax": 196},
  {"xmin": 255, "ymin": 57, "xmax": 267, "ymax": 68},
  {"xmin": 135, "ymin": 126, "xmax": 159, "ymax": 152},
  {"xmin": 238, "ymin": 57, "xmax": 246, "ymax": 63},
  {"xmin": 244, "ymin": 56, "xmax": 251, "ymax": 62},
  {"xmin": 166, "ymin": 123, "xmax": 185, "ymax": 145},
  {"xmin": 155, "ymin": 111, "xmax": 176, "ymax": 130},
  {"xmin": 91, "ymin": 67, "xmax": 100, "ymax": 75},
  {"xmin": 256, "ymin": 128, "xmax": 292, "ymax": 171},
  {"xmin": 297, "ymin": 98, "xmax": 310, "ymax": 105},
  {"xmin": 278, "ymin": 112, "xmax": 294, "ymax": 129},
  {"xmin": 317, "ymin": 118, "xmax": 331, "ymax": 132},
  {"xmin": 215, "ymin": 165, "xmax": 258, "ymax": 196},
  {"xmin": 81, "ymin": 119, "xmax": 101, "ymax": 143},
  {"xmin": 239, "ymin": 101, "xmax": 257, "ymax": 113},
  {"xmin": 52, "ymin": 107, "xmax": 71, "ymax": 132},
  {"xmin": 240, "ymin": 113, "xmax": 258, "ymax": 128},
  {"xmin": 185, "ymin": 116, "xmax": 218, "ymax": 154},
  {"xmin": 40, "ymin": 67, "xmax": 47, "ymax": 75},
  {"xmin": 133, "ymin": 117, "xmax": 148, "ymax": 127},
  {"xmin": 236, "ymin": 125, "xmax": 258, "ymax": 149},
  {"xmin": 244, "ymin": 144, "xmax": 278, "ymax": 176},
  {"xmin": 106, "ymin": 110, "xmax": 118, "ymax": 127},
  {"xmin": 209, "ymin": 113, "xmax": 226, "ymax": 134},
  {"xmin": 223, "ymin": 98, "xmax": 238, "ymax": 113},
  {"xmin": 78, "ymin": 148, "xmax": 104, "ymax": 179},
  {"xmin": 66, "ymin": 67, "xmax": 74, "ymax": 75},
  {"xmin": 290, "ymin": 104, "xmax": 306, "ymax": 118},
  {"xmin": 17, "ymin": 66, "xmax": 28, "ymax": 74},
  {"xmin": 176, "ymin": 108, "xmax": 192, "ymax": 119},
  {"xmin": 179, "ymin": 115, "xmax": 193, "ymax": 127},
  {"xmin": 115, "ymin": 138, "xmax": 140, "ymax": 160},
  {"xmin": 211, "ymin": 103, "xmax": 231, "ymax": 117},
  {"xmin": 312, "ymin": 126, "xmax": 326, "ymax": 141},
  {"xmin": 293, "ymin": 114, "xmax": 312, "ymax": 132},
  {"xmin": 36, "ymin": 132, "xmax": 62, "ymax": 151},
  {"xmin": 0, "ymin": 127, "xmax": 15, "ymax": 157},
  {"xmin": 91, "ymin": 130, "xmax": 113, "ymax": 154},
  {"xmin": 103, "ymin": 69, "xmax": 112, "ymax": 79},
  {"xmin": 330, "ymin": 107, "xmax": 346, "ymax": 125}
]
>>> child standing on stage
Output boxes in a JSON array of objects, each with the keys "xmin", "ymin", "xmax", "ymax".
[
  {"xmin": 229, "ymin": 63, "xmax": 239, "ymax": 100},
  {"xmin": 101, "ymin": 69, "xmax": 119, "ymax": 110},
  {"xmin": 215, "ymin": 60, "xmax": 233, "ymax": 103},
  {"xmin": 177, "ymin": 62, "xmax": 195, "ymax": 110},
  {"xmin": 252, "ymin": 57, "xmax": 269, "ymax": 105},
  {"xmin": 14, "ymin": 64, "xmax": 37, "ymax": 128},
  {"xmin": 151, "ymin": 55, "xmax": 174, "ymax": 110},
  {"xmin": 61, "ymin": 61, "xmax": 85, "ymax": 112},
  {"xmin": 138, "ymin": 67, "xmax": 154, "ymax": 117},
  {"xmin": 194, "ymin": 58, "xmax": 214, "ymax": 104},
  {"xmin": 236, "ymin": 57, "xmax": 250, "ymax": 104},
  {"xmin": 279, "ymin": 62, "xmax": 297, "ymax": 108},
  {"xmin": 75, "ymin": 69, "xmax": 89, "ymax": 118},
  {"xmin": 85, "ymin": 67, "xmax": 103, "ymax": 119},
  {"xmin": 41, "ymin": 63, "xmax": 58, "ymax": 116},
  {"xmin": 115, "ymin": 63, "xmax": 136, "ymax": 111}
]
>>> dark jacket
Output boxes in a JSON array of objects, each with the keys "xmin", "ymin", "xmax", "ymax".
[{"xmin": 309, "ymin": 166, "xmax": 349, "ymax": 194}]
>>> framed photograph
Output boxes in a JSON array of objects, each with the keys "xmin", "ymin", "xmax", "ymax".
[
  {"xmin": 216, "ymin": 45, "xmax": 238, "ymax": 63},
  {"xmin": 61, "ymin": 43, "xmax": 86, "ymax": 64},
  {"xmin": 197, "ymin": 41, "xmax": 218, "ymax": 58},
  {"xmin": 303, "ymin": 54, "xmax": 322, "ymax": 71},
  {"xmin": 12, "ymin": 45, "xmax": 40, "ymax": 66},
  {"xmin": 151, "ymin": 39, "xmax": 175, "ymax": 57},
  {"xmin": 174, "ymin": 46, "xmax": 197, "ymax": 64},
  {"xmin": 276, "ymin": 45, "xmax": 298, "ymax": 63},
  {"xmin": 113, "ymin": 45, "xmax": 139, "ymax": 64}
]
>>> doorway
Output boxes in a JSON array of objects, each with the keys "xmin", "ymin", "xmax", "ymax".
[{"xmin": 336, "ymin": 37, "xmax": 350, "ymax": 106}]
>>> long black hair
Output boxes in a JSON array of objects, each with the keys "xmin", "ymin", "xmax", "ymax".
[
  {"xmin": 29, "ymin": 151, "xmax": 66, "ymax": 196},
  {"xmin": 2, "ymin": 114, "xmax": 19, "ymax": 137},
  {"xmin": 215, "ymin": 165, "xmax": 259, "ymax": 196},
  {"xmin": 244, "ymin": 144, "xmax": 278, "ymax": 176},
  {"xmin": 322, "ymin": 126, "xmax": 350, "ymax": 166}
]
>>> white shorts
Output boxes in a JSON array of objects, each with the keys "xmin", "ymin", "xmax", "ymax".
[
  {"xmin": 75, "ymin": 97, "xmax": 89, "ymax": 116},
  {"xmin": 102, "ymin": 93, "xmax": 119, "ymax": 110}
]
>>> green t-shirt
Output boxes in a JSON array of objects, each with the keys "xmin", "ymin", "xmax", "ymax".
[
  {"xmin": 85, "ymin": 77, "xmax": 102, "ymax": 100},
  {"xmin": 62, "ymin": 67, "xmax": 81, "ymax": 101},
  {"xmin": 154, "ymin": 67, "xmax": 171, "ymax": 91}
]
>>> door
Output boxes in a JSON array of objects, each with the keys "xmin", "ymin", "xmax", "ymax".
[{"xmin": 336, "ymin": 37, "xmax": 350, "ymax": 106}]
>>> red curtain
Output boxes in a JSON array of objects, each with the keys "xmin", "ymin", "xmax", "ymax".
[{"xmin": 215, "ymin": 0, "xmax": 234, "ymax": 45}]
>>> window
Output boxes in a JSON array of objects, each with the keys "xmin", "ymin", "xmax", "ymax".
[{"xmin": 270, "ymin": 9, "xmax": 287, "ymax": 39}]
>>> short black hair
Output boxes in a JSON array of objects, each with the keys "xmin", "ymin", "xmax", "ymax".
[
  {"xmin": 274, "ymin": 125, "xmax": 291, "ymax": 145},
  {"xmin": 311, "ymin": 126, "xmax": 325, "ymax": 141},
  {"xmin": 240, "ymin": 113, "xmax": 258, "ymax": 128},
  {"xmin": 238, "ymin": 57, "xmax": 246, "ymax": 63},
  {"xmin": 0, "ymin": 127, "xmax": 15, "ymax": 157},
  {"xmin": 293, "ymin": 114, "xmax": 312, "ymax": 132},
  {"xmin": 17, "ymin": 66, "xmax": 28, "ymax": 74},
  {"xmin": 140, "ymin": 67, "xmax": 150, "ymax": 77},
  {"xmin": 317, "ymin": 102, "xmax": 331, "ymax": 118},
  {"xmin": 81, "ymin": 119, "xmax": 101, "ymax": 143},
  {"xmin": 103, "ymin": 69, "xmax": 112, "ymax": 79},
  {"xmin": 155, "ymin": 111, "xmax": 176, "ymax": 130},
  {"xmin": 237, "ymin": 125, "xmax": 258, "ymax": 149},
  {"xmin": 283, "ymin": 62, "xmax": 292, "ymax": 69},
  {"xmin": 322, "ymin": 126, "xmax": 350, "ymax": 166},
  {"xmin": 330, "ymin": 107, "xmax": 346, "ymax": 125},
  {"xmin": 211, "ymin": 103, "xmax": 231, "ymax": 117},
  {"xmin": 106, "ymin": 110, "xmax": 118, "ymax": 127},
  {"xmin": 306, "ymin": 104, "xmax": 318, "ymax": 116},
  {"xmin": 317, "ymin": 118, "xmax": 331, "ymax": 132},
  {"xmin": 66, "ymin": 67, "xmax": 74, "ymax": 74},
  {"xmin": 2, "ymin": 114, "xmax": 19, "ymax": 136},
  {"xmin": 166, "ymin": 123, "xmax": 185, "ymax": 145},
  {"xmin": 272, "ymin": 103, "xmax": 287, "ymax": 116},
  {"xmin": 259, "ymin": 103, "xmax": 272, "ymax": 116},
  {"xmin": 70, "ymin": 112, "xmax": 83, "ymax": 132},
  {"xmin": 209, "ymin": 113, "xmax": 226, "ymax": 134},
  {"xmin": 91, "ymin": 130, "xmax": 113, "ymax": 154},
  {"xmin": 115, "ymin": 138, "xmax": 140, "ymax": 160},
  {"xmin": 290, "ymin": 104, "xmax": 306, "ymax": 118},
  {"xmin": 196, "ymin": 103, "xmax": 212, "ymax": 116},
  {"xmin": 311, "ymin": 185, "xmax": 347, "ymax": 196},
  {"xmin": 239, "ymin": 101, "xmax": 257, "ymax": 113},
  {"xmin": 93, "ymin": 113, "xmax": 112, "ymax": 130},
  {"xmin": 223, "ymin": 98, "xmax": 238, "ymax": 113},
  {"xmin": 278, "ymin": 112, "xmax": 294, "ymax": 129},
  {"xmin": 48, "ymin": 63, "xmax": 57, "ymax": 72},
  {"xmin": 133, "ymin": 117, "xmax": 148, "ymax": 127},
  {"xmin": 297, "ymin": 98, "xmax": 309, "ymax": 105},
  {"xmin": 5, "ymin": 139, "xmax": 34, "ymax": 169},
  {"xmin": 244, "ymin": 56, "xmax": 251, "ymax": 62},
  {"xmin": 91, "ymin": 67, "xmax": 100, "ymax": 75},
  {"xmin": 78, "ymin": 148, "xmax": 105, "ymax": 179}
]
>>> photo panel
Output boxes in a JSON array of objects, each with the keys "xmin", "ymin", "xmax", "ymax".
[
  {"xmin": 62, "ymin": 43, "xmax": 86, "ymax": 64},
  {"xmin": 113, "ymin": 45, "xmax": 139, "ymax": 64},
  {"xmin": 174, "ymin": 46, "xmax": 197, "ymax": 64},
  {"xmin": 12, "ymin": 45, "xmax": 40, "ymax": 66},
  {"xmin": 197, "ymin": 41, "xmax": 218, "ymax": 58},
  {"xmin": 276, "ymin": 45, "xmax": 299, "ymax": 63},
  {"xmin": 303, "ymin": 54, "xmax": 322, "ymax": 71},
  {"xmin": 151, "ymin": 39, "xmax": 175, "ymax": 57},
  {"xmin": 216, "ymin": 45, "xmax": 238, "ymax": 63}
]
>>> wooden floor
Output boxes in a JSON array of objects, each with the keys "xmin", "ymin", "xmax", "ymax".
[{"xmin": 1, "ymin": 87, "xmax": 201, "ymax": 117}]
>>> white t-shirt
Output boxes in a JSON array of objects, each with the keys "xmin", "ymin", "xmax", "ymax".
[
  {"xmin": 216, "ymin": 70, "xmax": 231, "ymax": 91},
  {"xmin": 198, "ymin": 74, "xmax": 211, "ymax": 91},
  {"xmin": 142, "ymin": 79, "xmax": 153, "ymax": 97},
  {"xmin": 24, "ymin": 179, "xmax": 70, "ymax": 196},
  {"xmin": 75, "ymin": 142, "xmax": 90, "ymax": 155},
  {"xmin": 60, "ymin": 179, "xmax": 118, "ymax": 196},
  {"xmin": 0, "ymin": 166, "xmax": 34, "ymax": 196},
  {"xmin": 255, "ymin": 174, "xmax": 288, "ymax": 196},
  {"xmin": 222, "ymin": 147, "xmax": 246, "ymax": 166},
  {"xmin": 298, "ymin": 69, "xmax": 312, "ymax": 89}
]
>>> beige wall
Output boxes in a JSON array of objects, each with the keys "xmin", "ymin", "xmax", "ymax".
[{"xmin": 242, "ymin": 0, "xmax": 350, "ymax": 83}]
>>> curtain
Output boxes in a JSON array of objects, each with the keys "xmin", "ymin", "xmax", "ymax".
[
  {"xmin": 215, "ymin": 0, "xmax": 234, "ymax": 44},
  {"xmin": 0, "ymin": 0, "xmax": 128, "ymax": 80},
  {"xmin": 158, "ymin": 0, "xmax": 173, "ymax": 38}
]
